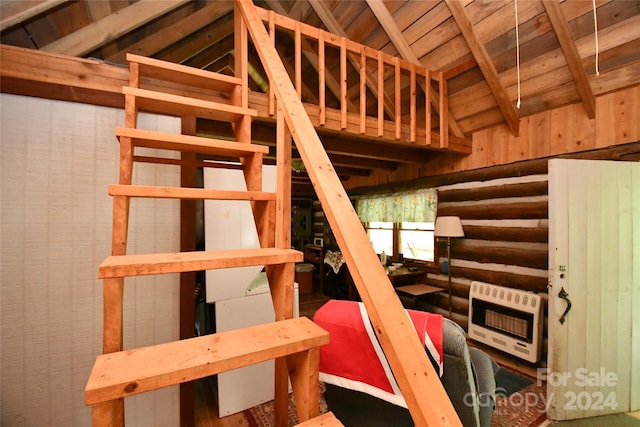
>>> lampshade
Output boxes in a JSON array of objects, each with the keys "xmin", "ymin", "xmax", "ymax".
[{"xmin": 434, "ymin": 216, "xmax": 464, "ymax": 237}]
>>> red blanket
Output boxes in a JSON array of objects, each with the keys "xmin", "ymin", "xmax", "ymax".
[{"xmin": 313, "ymin": 299, "xmax": 443, "ymax": 408}]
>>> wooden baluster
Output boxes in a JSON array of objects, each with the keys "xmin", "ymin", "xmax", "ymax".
[
  {"xmin": 340, "ymin": 36, "xmax": 347, "ymax": 130},
  {"xmin": 377, "ymin": 50, "xmax": 384, "ymax": 137},
  {"xmin": 360, "ymin": 46, "xmax": 367, "ymax": 134},
  {"xmin": 394, "ymin": 57, "xmax": 401, "ymax": 140},
  {"xmin": 318, "ymin": 32, "xmax": 326, "ymax": 126},
  {"xmin": 410, "ymin": 63, "xmax": 416, "ymax": 143},
  {"xmin": 439, "ymin": 71, "xmax": 448, "ymax": 149},
  {"xmin": 295, "ymin": 22, "xmax": 302, "ymax": 99},
  {"xmin": 268, "ymin": 10, "xmax": 275, "ymax": 116},
  {"xmin": 426, "ymin": 70, "xmax": 432, "ymax": 147}
]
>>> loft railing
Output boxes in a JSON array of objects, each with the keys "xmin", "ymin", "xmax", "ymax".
[
  {"xmin": 248, "ymin": 4, "xmax": 449, "ymax": 149},
  {"xmin": 235, "ymin": 1, "xmax": 461, "ymax": 426}
]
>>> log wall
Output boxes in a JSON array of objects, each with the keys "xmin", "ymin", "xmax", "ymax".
[{"xmin": 428, "ymin": 171, "xmax": 549, "ymax": 331}]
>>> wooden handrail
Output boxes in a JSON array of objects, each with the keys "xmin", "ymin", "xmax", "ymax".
[
  {"xmin": 251, "ymin": 4, "xmax": 446, "ymax": 147},
  {"xmin": 236, "ymin": 1, "xmax": 461, "ymax": 426}
]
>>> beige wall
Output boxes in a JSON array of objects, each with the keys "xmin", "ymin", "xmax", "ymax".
[
  {"xmin": 0, "ymin": 94, "xmax": 180, "ymax": 426},
  {"xmin": 345, "ymin": 85, "xmax": 640, "ymax": 189}
]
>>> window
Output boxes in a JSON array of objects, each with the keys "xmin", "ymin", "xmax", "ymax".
[
  {"xmin": 366, "ymin": 221, "xmax": 435, "ymax": 262},
  {"xmin": 357, "ymin": 189, "xmax": 437, "ymax": 262},
  {"xmin": 399, "ymin": 222, "xmax": 435, "ymax": 261},
  {"xmin": 367, "ymin": 221, "xmax": 393, "ymax": 255}
]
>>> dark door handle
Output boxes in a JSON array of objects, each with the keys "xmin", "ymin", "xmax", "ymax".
[{"xmin": 558, "ymin": 287, "xmax": 572, "ymax": 325}]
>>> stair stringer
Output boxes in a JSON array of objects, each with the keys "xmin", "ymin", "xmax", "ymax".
[{"xmin": 236, "ymin": 1, "xmax": 462, "ymax": 426}]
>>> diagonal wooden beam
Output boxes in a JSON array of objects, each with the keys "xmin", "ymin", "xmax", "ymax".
[
  {"xmin": 445, "ymin": 0, "xmax": 520, "ymax": 136},
  {"xmin": 542, "ymin": 0, "xmax": 596, "ymax": 119},
  {"xmin": 307, "ymin": 0, "xmax": 397, "ymax": 120},
  {"xmin": 365, "ymin": 0, "xmax": 465, "ymax": 138},
  {"xmin": 236, "ymin": 1, "xmax": 461, "ymax": 424},
  {"xmin": 41, "ymin": 0, "xmax": 190, "ymax": 57},
  {"xmin": 0, "ymin": 0, "xmax": 67, "ymax": 31}
]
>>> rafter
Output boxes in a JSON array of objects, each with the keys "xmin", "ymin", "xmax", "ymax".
[
  {"xmin": 365, "ymin": 0, "xmax": 465, "ymax": 138},
  {"xmin": 41, "ymin": 0, "xmax": 190, "ymax": 57},
  {"xmin": 542, "ymin": 0, "xmax": 596, "ymax": 119},
  {"xmin": 307, "ymin": 0, "xmax": 397, "ymax": 120},
  {"xmin": 444, "ymin": 0, "xmax": 520, "ymax": 136},
  {"xmin": 0, "ymin": 0, "xmax": 67, "ymax": 31}
]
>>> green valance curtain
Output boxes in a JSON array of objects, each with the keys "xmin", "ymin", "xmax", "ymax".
[{"xmin": 355, "ymin": 188, "xmax": 437, "ymax": 223}]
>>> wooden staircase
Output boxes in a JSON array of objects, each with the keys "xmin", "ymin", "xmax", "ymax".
[{"xmin": 84, "ymin": 51, "xmax": 339, "ymax": 426}]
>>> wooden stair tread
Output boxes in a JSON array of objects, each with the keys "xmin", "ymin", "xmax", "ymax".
[
  {"xmin": 108, "ymin": 184, "xmax": 277, "ymax": 201},
  {"xmin": 85, "ymin": 317, "xmax": 329, "ymax": 405},
  {"xmin": 123, "ymin": 86, "xmax": 257, "ymax": 122},
  {"xmin": 296, "ymin": 412, "xmax": 344, "ymax": 426},
  {"xmin": 99, "ymin": 248, "xmax": 303, "ymax": 279},
  {"xmin": 115, "ymin": 127, "xmax": 268, "ymax": 156},
  {"xmin": 127, "ymin": 53, "xmax": 242, "ymax": 94}
]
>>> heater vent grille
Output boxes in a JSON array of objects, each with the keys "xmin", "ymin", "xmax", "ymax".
[{"xmin": 468, "ymin": 281, "xmax": 544, "ymax": 363}]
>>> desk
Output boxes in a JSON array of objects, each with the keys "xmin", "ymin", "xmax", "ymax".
[
  {"xmin": 395, "ymin": 284, "xmax": 443, "ymax": 309},
  {"xmin": 386, "ymin": 266, "xmax": 428, "ymax": 285}
]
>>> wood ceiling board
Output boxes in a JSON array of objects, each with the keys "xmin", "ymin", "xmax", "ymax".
[
  {"xmin": 156, "ymin": 13, "xmax": 234, "ymax": 64},
  {"xmin": 419, "ymin": 35, "xmax": 470, "ymax": 71},
  {"xmin": 591, "ymin": 61, "xmax": 640, "ymax": 95},
  {"xmin": 543, "ymin": 0, "xmax": 595, "ymax": 118},
  {"xmin": 575, "ymin": 13, "xmax": 640, "ymax": 59},
  {"xmin": 587, "ymin": 39, "xmax": 640, "ymax": 75},
  {"xmin": 105, "ymin": 2, "xmax": 234, "ymax": 65},
  {"xmin": 409, "ymin": 17, "xmax": 459, "ymax": 60},
  {"xmin": 41, "ymin": 0, "xmax": 190, "ymax": 57},
  {"xmin": 183, "ymin": 36, "xmax": 234, "ymax": 70},
  {"xmin": 331, "ymin": 0, "xmax": 368, "ymax": 32},
  {"xmin": 445, "ymin": 0, "xmax": 520, "ymax": 136}
]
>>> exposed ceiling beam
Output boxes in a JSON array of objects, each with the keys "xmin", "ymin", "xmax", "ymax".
[
  {"xmin": 105, "ymin": 2, "xmax": 234, "ymax": 65},
  {"xmin": 444, "ymin": 0, "xmax": 520, "ymax": 136},
  {"xmin": 41, "ymin": 0, "xmax": 190, "ymax": 57},
  {"xmin": 542, "ymin": 0, "xmax": 596, "ymax": 119},
  {"xmin": 307, "ymin": 0, "xmax": 398, "ymax": 120},
  {"xmin": 0, "ymin": 0, "xmax": 67, "ymax": 31},
  {"xmin": 263, "ymin": 0, "xmax": 357, "ymax": 111},
  {"xmin": 365, "ymin": 0, "xmax": 465, "ymax": 138}
]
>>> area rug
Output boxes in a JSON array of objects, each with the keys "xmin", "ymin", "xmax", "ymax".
[
  {"xmin": 495, "ymin": 366, "xmax": 535, "ymax": 397},
  {"xmin": 491, "ymin": 380, "xmax": 548, "ymax": 427}
]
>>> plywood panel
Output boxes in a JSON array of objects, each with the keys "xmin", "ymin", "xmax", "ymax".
[{"xmin": 0, "ymin": 94, "xmax": 180, "ymax": 426}]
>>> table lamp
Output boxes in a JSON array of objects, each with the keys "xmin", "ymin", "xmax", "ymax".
[{"xmin": 434, "ymin": 216, "xmax": 464, "ymax": 318}]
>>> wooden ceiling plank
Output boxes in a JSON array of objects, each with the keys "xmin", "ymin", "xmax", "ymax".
[
  {"xmin": 105, "ymin": 1, "xmax": 234, "ymax": 65},
  {"xmin": 445, "ymin": 0, "xmax": 520, "ymax": 136},
  {"xmin": 0, "ymin": 0, "xmax": 68, "ymax": 31},
  {"xmin": 307, "ymin": 0, "xmax": 397, "ymax": 120},
  {"xmin": 365, "ymin": 0, "xmax": 464, "ymax": 138},
  {"xmin": 40, "ymin": 0, "xmax": 190, "ymax": 57},
  {"xmin": 542, "ymin": 0, "xmax": 595, "ymax": 119}
]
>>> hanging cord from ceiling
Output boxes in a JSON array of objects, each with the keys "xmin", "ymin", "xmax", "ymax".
[
  {"xmin": 514, "ymin": 0, "xmax": 521, "ymax": 109},
  {"xmin": 592, "ymin": 0, "xmax": 600, "ymax": 76}
]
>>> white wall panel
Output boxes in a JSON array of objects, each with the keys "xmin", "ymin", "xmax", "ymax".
[{"xmin": 1, "ymin": 94, "xmax": 180, "ymax": 426}]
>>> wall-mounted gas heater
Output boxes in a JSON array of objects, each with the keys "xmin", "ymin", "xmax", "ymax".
[{"xmin": 468, "ymin": 281, "xmax": 544, "ymax": 363}]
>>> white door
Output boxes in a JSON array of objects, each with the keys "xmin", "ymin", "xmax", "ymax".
[{"xmin": 548, "ymin": 159, "xmax": 640, "ymax": 421}]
